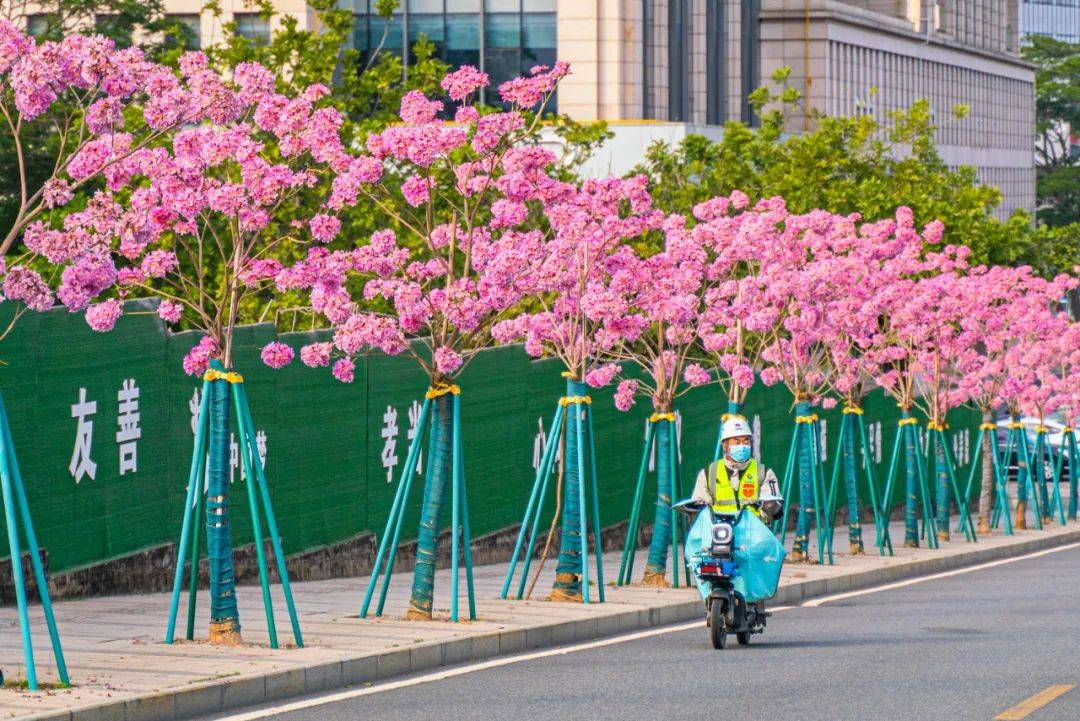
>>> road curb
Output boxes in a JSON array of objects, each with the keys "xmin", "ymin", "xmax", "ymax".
[{"xmin": 32, "ymin": 527, "xmax": 1080, "ymax": 721}]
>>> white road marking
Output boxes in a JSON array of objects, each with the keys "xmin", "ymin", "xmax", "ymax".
[
  {"xmin": 803, "ymin": 540, "xmax": 1080, "ymax": 607},
  {"xmin": 211, "ymin": 540, "xmax": 1080, "ymax": 720},
  {"xmin": 212, "ymin": 607, "xmax": 788, "ymax": 720}
]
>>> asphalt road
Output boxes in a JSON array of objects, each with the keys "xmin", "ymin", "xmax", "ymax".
[{"xmin": 207, "ymin": 546, "xmax": 1080, "ymax": 721}]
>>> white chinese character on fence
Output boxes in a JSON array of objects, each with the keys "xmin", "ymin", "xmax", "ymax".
[
  {"xmin": 189, "ymin": 388, "xmax": 200, "ymax": 435},
  {"xmin": 230, "ymin": 432, "xmax": 240, "ymax": 482},
  {"xmin": 381, "ymin": 405, "xmax": 399, "ymax": 483},
  {"xmin": 69, "ymin": 388, "xmax": 97, "ymax": 483},
  {"xmin": 818, "ymin": 419, "xmax": 828, "ymax": 464},
  {"xmin": 116, "ymin": 379, "xmax": 140, "ymax": 475},
  {"xmin": 533, "ymin": 416, "xmax": 562, "ymax": 470},
  {"xmin": 407, "ymin": 400, "xmax": 423, "ymax": 475},
  {"xmin": 255, "ymin": 430, "xmax": 268, "ymax": 468}
]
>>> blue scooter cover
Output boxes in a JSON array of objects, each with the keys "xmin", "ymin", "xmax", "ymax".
[{"xmin": 684, "ymin": 508, "xmax": 786, "ymax": 603}]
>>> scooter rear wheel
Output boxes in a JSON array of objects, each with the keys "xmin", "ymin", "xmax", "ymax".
[{"xmin": 710, "ymin": 602, "xmax": 727, "ymax": 649}]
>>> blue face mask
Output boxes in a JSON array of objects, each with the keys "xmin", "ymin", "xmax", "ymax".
[{"xmin": 729, "ymin": 443, "xmax": 752, "ymax": 463}]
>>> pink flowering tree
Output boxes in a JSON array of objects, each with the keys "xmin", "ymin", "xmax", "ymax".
[
  {"xmin": 587, "ymin": 213, "xmax": 714, "ymax": 587},
  {"xmin": 492, "ymin": 174, "xmax": 665, "ymax": 602},
  {"xmin": 691, "ymin": 191, "xmax": 784, "ymax": 424},
  {"xmin": 1055, "ymin": 321, "xmax": 1080, "ymax": 521},
  {"xmin": 951, "ymin": 265, "xmax": 1046, "ymax": 533},
  {"xmin": 283, "ymin": 64, "xmax": 571, "ymax": 620},
  {"xmin": 82, "ymin": 52, "xmax": 349, "ymax": 644},
  {"xmin": 1006, "ymin": 274, "xmax": 1077, "ymax": 527}
]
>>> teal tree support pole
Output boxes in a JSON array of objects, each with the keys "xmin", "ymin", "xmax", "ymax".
[
  {"xmin": 989, "ymin": 428, "xmax": 1014, "ymax": 535},
  {"xmin": 553, "ymin": 379, "xmax": 589, "ymax": 600},
  {"xmin": 205, "ymin": 361, "xmax": 241, "ymax": 643},
  {"xmin": 900, "ymin": 413, "xmax": 919, "ymax": 547},
  {"xmin": 453, "ymin": 394, "xmax": 476, "ymax": 620},
  {"xmin": 933, "ymin": 426, "xmax": 951, "ymax": 542},
  {"xmin": 1017, "ymin": 425, "xmax": 1043, "ymax": 530},
  {"xmin": 0, "ymin": 395, "xmax": 69, "ymax": 685},
  {"xmin": 842, "ymin": 409, "xmax": 864, "ymax": 554},
  {"xmin": 516, "ymin": 408, "xmax": 564, "ymax": 599},
  {"xmin": 668, "ymin": 414, "xmax": 681, "ymax": 586},
  {"xmin": 1069, "ymin": 430, "xmax": 1078, "ymax": 521},
  {"xmin": 0, "ymin": 400, "xmax": 38, "ymax": 689},
  {"xmin": 791, "ymin": 402, "xmax": 817, "ymax": 562},
  {"xmin": 232, "ymin": 385, "xmax": 278, "ymax": 649},
  {"xmin": 774, "ymin": 423, "xmax": 800, "ymax": 541},
  {"xmin": 940, "ymin": 428, "xmax": 976, "ymax": 542},
  {"xmin": 586, "ymin": 404, "xmax": 605, "ymax": 602},
  {"xmin": 1034, "ymin": 429, "xmax": 1051, "ymax": 525},
  {"xmin": 167, "ymin": 378, "xmax": 210, "ymax": 644},
  {"xmin": 824, "ymin": 415, "xmax": 845, "ymax": 561},
  {"xmin": 618, "ymin": 420, "xmax": 654, "ymax": 586},
  {"xmin": 361, "ymin": 396, "xmax": 430, "ymax": 617},
  {"xmin": 501, "ymin": 402, "xmax": 564, "ymax": 599},
  {"xmin": 856, "ymin": 412, "xmax": 891, "ymax": 555},
  {"xmin": 185, "ymin": 442, "xmax": 205, "ymax": 641},
  {"xmin": 911, "ymin": 423, "xmax": 939, "ymax": 548},
  {"xmin": 643, "ymin": 413, "xmax": 675, "ymax": 585},
  {"xmin": 575, "ymin": 394, "xmax": 591, "ymax": 601},
  {"xmin": 407, "ymin": 388, "xmax": 454, "ymax": 620}
]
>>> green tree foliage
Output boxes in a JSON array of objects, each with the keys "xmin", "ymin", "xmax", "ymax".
[
  {"xmin": 634, "ymin": 67, "xmax": 1078, "ymax": 276},
  {"xmin": 1023, "ymin": 35, "xmax": 1080, "ymax": 228}
]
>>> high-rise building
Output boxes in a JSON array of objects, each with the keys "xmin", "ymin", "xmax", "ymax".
[
  {"xmin": 149, "ymin": 0, "xmax": 1037, "ymax": 216},
  {"xmin": 1020, "ymin": 0, "xmax": 1080, "ymax": 41}
]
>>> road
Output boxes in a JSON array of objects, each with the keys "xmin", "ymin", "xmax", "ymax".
[{"xmin": 206, "ymin": 545, "xmax": 1080, "ymax": 721}]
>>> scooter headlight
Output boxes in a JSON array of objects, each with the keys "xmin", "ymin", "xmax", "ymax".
[{"xmin": 711, "ymin": 522, "xmax": 734, "ymax": 554}]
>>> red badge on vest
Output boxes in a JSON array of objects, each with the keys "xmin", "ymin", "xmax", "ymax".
[{"xmin": 740, "ymin": 482, "xmax": 755, "ymax": 498}]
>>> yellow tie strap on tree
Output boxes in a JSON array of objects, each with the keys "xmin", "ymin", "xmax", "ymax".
[
  {"xmin": 560, "ymin": 371, "xmax": 576, "ymax": 379},
  {"xmin": 1036, "ymin": 425, "xmax": 1050, "ymax": 434},
  {"xmin": 650, "ymin": 412, "xmax": 676, "ymax": 422},
  {"xmin": 795, "ymin": 414, "xmax": 818, "ymax": 424},
  {"xmin": 842, "ymin": 406, "xmax": 864, "ymax": 415},
  {"xmin": 204, "ymin": 369, "xmax": 244, "ymax": 383},
  {"xmin": 1008, "ymin": 421, "xmax": 1024, "ymax": 430},
  {"xmin": 425, "ymin": 383, "xmax": 461, "ymax": 399},
  {"xmin": 927, "ymin": 420, "xmax": 948, "ymax": 431},
  {"xmin": 1064, "ymin": 426, "xmax": 1074, "ymax": 433},
  {"xmin": 980, "ymin": 423, "xmax": 997, "ymax": 431},
  {"xmin": 559, "ymin": 396, "xmax": 591, "ymax": 406},
  {"xmin": 898, "ymin": 417, "xmax": 919, "ymax": 426}
]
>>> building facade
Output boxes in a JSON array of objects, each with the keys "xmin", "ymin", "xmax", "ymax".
[
  {"xmin": 43, "ymin": 0, "xmax": 1033, "ymax": 217},
  {"xmin": 1020, "ymin": 0, "xmax": 1080, "ymax": 41}
]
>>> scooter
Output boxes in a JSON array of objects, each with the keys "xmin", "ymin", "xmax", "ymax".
[{"xmin": 675, "ymin": 497, "xmax": 785, "ymax": 649}]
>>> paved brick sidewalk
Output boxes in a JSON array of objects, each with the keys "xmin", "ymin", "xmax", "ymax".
[{"xmin": 1, "ymin": 520, "xmax": 1077, "ymax": 721}]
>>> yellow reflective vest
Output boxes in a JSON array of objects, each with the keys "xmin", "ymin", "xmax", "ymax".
[{"xmin": 710, "ymin": 459, "xmax": 761, "ymax": 516}]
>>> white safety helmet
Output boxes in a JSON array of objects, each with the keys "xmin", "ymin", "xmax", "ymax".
[{"xmin": 720, "ymin": 415, "xmax": 752, "ymax": 442}]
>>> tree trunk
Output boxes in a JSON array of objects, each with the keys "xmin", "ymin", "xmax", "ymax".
[
  {"xmin": 842, "ymin": 418, "xmax": 863, "ymax": 554},
  {"xmin": 1015, "ymin": 424, "xmax": 1029, "ymax": 530},
  {"xmin": 977, "ymin": 411, "xmax": 994, "ymax": 534},
  {"xmin": 642, "ymin": 419, "xmax": 674, "ymax": 586},
  {"xmin": 206, "ymin": 360, "xmax": 241, "ymax": 644},
  {"xmin": 791, "ymin": 401, "xmax": 816, "ymax": 562},
  {"xmin": 552, "ymin": 379, "xmax": 587, "ymax": 601},
  {"xmin": 1034, "ymin": 435, "xmax": 1051, "ymax": 524},
  {"xmin": 934, "ymin": 432, "xmax": 950, "ymax": 542},
  {"xmin": 406, "ymin": 393, "xmax": 453, "ymax": 620},
  {"xmin": 903, "ymin": 413, "xmax": 919, "ymax": 548}
]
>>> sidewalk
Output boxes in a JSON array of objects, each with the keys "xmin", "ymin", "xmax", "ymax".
[{"xmin": 2, "ymin": 519, "xmax": 1078, "ymax": 721}]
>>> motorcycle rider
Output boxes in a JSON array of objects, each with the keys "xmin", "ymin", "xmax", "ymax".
[{"xmin": 691, "ymin": 415, "xmax": 783, "ymax": 522}]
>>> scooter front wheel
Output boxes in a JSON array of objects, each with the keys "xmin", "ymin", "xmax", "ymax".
[{"xmin": 710, "ymin": 602, "xmax": 727, "ymax": 649}]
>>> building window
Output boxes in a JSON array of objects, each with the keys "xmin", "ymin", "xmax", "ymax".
[
  {"xmin": 166, "ymin": 14, "xmax": 201, "ymax": 49},
  {"xmin": 705, "ymin": 0, "xmax": 726, "ymax": 124},
  {"xmin": 351, "ymin": 0, "xmax": 557, "ymax": 111},
  {"xmin": 234, "ymin": 13, "xmax": 271, "ymax": 45},
  {"xmin": 668, "ymin": 0, "xmax": 689, "ymax": 121}
]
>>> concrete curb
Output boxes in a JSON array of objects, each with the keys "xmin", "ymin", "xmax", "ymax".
[{"xmin": 32, "ymin": 527, "xmax": 1080, "ymax": 721}]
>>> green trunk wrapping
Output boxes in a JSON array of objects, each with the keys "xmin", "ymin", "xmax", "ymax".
[
  {"xmin": 644, "ymin": 419, "xmax": 674, "ymax": 579},
  {"xmin": 842, "ymin": 418, "xmax": 863, "ymax": 551},
  {"xmin": 1069, "ymin": 435, "xmax": 1078, "ymax": 521},
  {"xmin": 902, "ymin": 415, "xmax": 919, "ymax": 546},
  {"xmin": 553, "ymin": 379, "xmax": 587, "ymax": 597},
  {"xmin": 1035, "ymin": 435, "xmax": 1050, "ymax": 518},
  {"xmin": 792, "ymin": 401, "xmax": 815, "ymax": 558},
  {"xmin": 1015, "ymin": 424, "xmax": 1030, "ymax": 510},
  {"xmin": 408, "ymin": 393, "xmax": 453, "ymax": 618},
  {"xmin": 206, "ymin": 362, "xmax": 239, "ymax": 627},
  {"xmin": 934, "ymin": 433, "xmax": 950, "ymax": 537}
]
